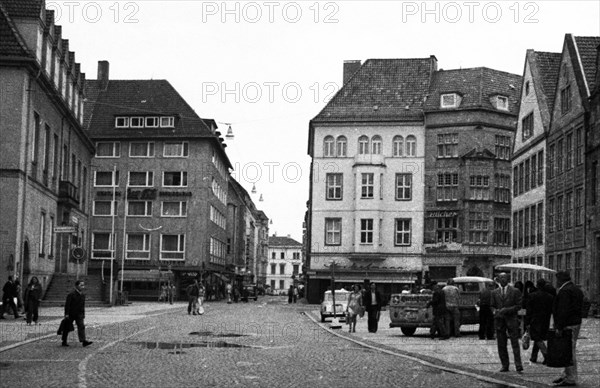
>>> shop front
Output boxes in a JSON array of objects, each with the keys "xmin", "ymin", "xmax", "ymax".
[{"xmin": 116, "ymin": 269, "xmax": 174, "ymax": 301}]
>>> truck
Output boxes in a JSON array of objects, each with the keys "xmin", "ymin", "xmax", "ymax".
[{"xmin": 388, "ymin": 276, "xmax": 495, "ymax": 336}]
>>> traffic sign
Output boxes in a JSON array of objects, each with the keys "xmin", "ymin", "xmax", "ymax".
[
  {"xmin": 72, "ymin": 247, "xmax": 85, "ymax": 260},
  {"xmin": 54, "ymin": 226, "xmax": 76, "ymax": 233}
]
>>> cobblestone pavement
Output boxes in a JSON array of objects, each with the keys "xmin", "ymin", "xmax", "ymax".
[{"xmin": 0, "ymin": 297, "xmax": 495, "ymax": 388}]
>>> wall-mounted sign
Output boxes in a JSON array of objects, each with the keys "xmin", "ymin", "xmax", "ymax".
[
  {"xmin": 159, "ymin": 191, "xmax": 192, "ymax": 197},
  {"xmin": 54, "ymin": 226, "xmax": 76, "ymax": 233},
  {"xmin": 127, "ymin": 188, "xmax": 158, "ymax": 200},
  {"xmin": 427, "ymin": 211, "xmax": 458, "ymax": 218}
]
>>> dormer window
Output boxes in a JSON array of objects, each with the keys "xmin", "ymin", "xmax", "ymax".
[
  {"xmin": 130, "ymin": 117, "xmax": 144, "ymax": 128},
  {"xmin": 115, "ymin": 116, "xmax": 175, "ymax": 128},
  {"xmin": 441, "ymin": 93, "xmax": 459, "ymax": 108},
  {"xmin": 496, "ymin": 96, "xmax": 509, "ymax": 111},
  {"xmin": 145, "ymin": 117, "xmax": 158, "ymax": 127},
  {"xmin": 160, "ymin": 117, "xmax": 174, "ymax": 128},
  {"xmin": 115, "ymin": 117, "xmax": 129, "ymax": 128}
]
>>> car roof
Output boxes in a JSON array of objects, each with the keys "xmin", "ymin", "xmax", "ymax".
[
  {"xmin": 323, "ymin": 289, "xmax": 349, "ymax": 294},
  {"xmin": 452, "ymin": 276, "xmax": 494, "ymax": 283}
]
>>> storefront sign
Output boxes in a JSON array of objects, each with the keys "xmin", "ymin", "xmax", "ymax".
[
  {"xmin": 159, "ymin": 191, "xmax": 192, "ymax": 197},
  {"xmin": 127, "ymin": 188, "xmax": 158, "ymax": 200},
  {"xmin": 427, "ymin": 211, "xmax": 458, "ymax": 218}
]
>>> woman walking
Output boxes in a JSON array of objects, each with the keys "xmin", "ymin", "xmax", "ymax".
[
  {"xmin": 346, "ymin": 284, "xmax": 363, "ymax": 333},
  {"xmin": 24, "ymin": 277, "xmax": 42, "ymax": 325}
]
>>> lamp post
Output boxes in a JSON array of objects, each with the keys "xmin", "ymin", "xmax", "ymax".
[{"xmin": 329, "ymin": 260, "xmax": 341, "ymax": 329}]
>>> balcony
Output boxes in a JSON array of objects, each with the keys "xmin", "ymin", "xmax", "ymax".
[
  {"xmin": 58, "ymin": 180, "xmax": 79, "ymax": 208},
  {"xmin": 353, "ymin": 153, "xmax": 385, "ymax": 167}
]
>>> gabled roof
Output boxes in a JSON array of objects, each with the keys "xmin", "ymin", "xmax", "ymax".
[
  {"xmin": 1, "ymin": 0, "xmax": 43, "ymax": 19},
  {"xmin": 424, "ymin": 67, "xmax": 521, "ymax": 114},
  {"xmin": 531, "ymin": 51, "xmax": 562, "ymax": 111},
  {"xmin": 312, "ymin": 57, "xmax": 436, "ymax": 123},
  {"xmin": 0, "ymin": 3, "xmax": 32, "ymax": 58},
  {"xmin": 574, "ymin": 36, "xmax": 600, "ymax": 92},
  {"xmin": 268, "ymin": 236, "xmax": 302, "ymax": 247}
]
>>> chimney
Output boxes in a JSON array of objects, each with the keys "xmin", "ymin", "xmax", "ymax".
[
  {"xmin": 343, "ymin": 60, "xmax": 361, "ymax": 84},
  {"xmin": 287, "ymin": 234, "xmax": 291, "ymax": 238},
  {"xmin": 97, "ymin": 60, "xmax": 109, "ymax": 91},
  {"xmin": 429, "ymin": 55, "xmax": 438, "ymax": 72}
]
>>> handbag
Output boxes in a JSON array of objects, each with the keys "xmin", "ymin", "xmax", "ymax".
[
  {"xmin": 522, "ymin": 331, "xmax": 531, "ymax": 350},
  {"xmin": 358, "ymin": 306, "xmax": 365, "ymax": 318},
  {"xmin": 546, "ymin": 329, "xmax": 573, "ymax": 368},
  {"xmin": 57, "ymin": 318, "xmax": 75, "ymax": 335}
]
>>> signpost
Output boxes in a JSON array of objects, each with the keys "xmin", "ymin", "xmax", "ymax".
[{"xmin": 329, "ymin": 261, "xmax": 341, "ymax": 329}]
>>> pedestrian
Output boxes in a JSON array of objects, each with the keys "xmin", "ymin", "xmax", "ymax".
[
  {"xmin": 0, "ymin": 275, "xmax": 20, "ymax": 319},
  {"xmin": 15, "ymin": 279, "xmax": 24, "ymax": 314},
  {"xmin": 293, "ymin": 286, "xmax": 298, "ymax": 303},
  {"xmin": 24, "ymin": 276, "xmax": 43, "ymax": 325},
  {"xmin": 442, "ymin": 278, "xmax": 461, "ymax": 337},
  {"xmin": 525, "ymin": 278, "xmax": 553, "ymax": 364},
  {"xmin": 363, "ymin": 282, "xmax": 382, "ymax": 333},
  {"xmin": 168, "ymin": 283, "xmax": 176, "ymax": 305},
  {"xmin": 491, "ymin": 272, "xmax": 523, "ymax": 373},
  {"xmin": 61, "ymin": 280, "xmax": 92, "ymax": 347},
  {"xmin": 550, "ymin": 271, "xmax": 584, "ymax": 387},
  {"xmin": 477, "ymin": 282, "xmax": 495, "ymax": 340},
  {"xmin": 346, "ymin": 284, "xmax": 363, "ymax": 333},
  {"xmin": 233, "ymin": 286, "xmax": 240, "ymax": 303},
  {"xmin": 426, "ymin": 282, "xmax": 449, "ymax": 340},
  {"xmin": 226, "ymin": 282, "xmax": 233, "ymax": 304},
  {"xmin": 159, "ymin": 284, "xmax": 168, "ymax": 302},
  {"xmin": 186, "ymin": 280, "xmax": 200, "ymax": 315},
  {"xmin": 197, "ymin": 283, "xmax": 205, "ymax": 315},
  {"xmin": 288, "ymin": 285, "xmax": 294, "ymax": 304}
]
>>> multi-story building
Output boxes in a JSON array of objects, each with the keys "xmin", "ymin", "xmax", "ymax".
[
  {"xmin": 267, "ymin": 235, "xmax": 302, "ymax": 294},
  {"xmin": 423, "ymin": 68, "xmax": 521, "ymax": 281},
  {"xmin": 306, "ymin": 58, "xmax": 436, "ymax": 303},
  {"xmin": 0, "ymin": 1, "xmax": 92, "ymax": 291},
  {"xmin": 588, "ymin": 43, "xmax": 600, "ymax": 305},
  {"xmin": 84, "ymin": 61, "xmax": 233, "ymax": 301},
  {"xmin": 511, "ymin": 50, "xmax": 561, "ymax": 283},
  {"xmin": 546, "ymin": 35, "xmax": 600, "ymax": 302}
]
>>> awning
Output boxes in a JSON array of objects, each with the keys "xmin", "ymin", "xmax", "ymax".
[
  {"xmin": 310, "ymin": 272, "xmax": 417, "ymax": 283},
  {"xmin": 207, "ymin": 272, "xmax": 229, "ymax": 282},
  {"xmin": 117, "ymin": 270, "xmax": 174, "ymax": 282}
]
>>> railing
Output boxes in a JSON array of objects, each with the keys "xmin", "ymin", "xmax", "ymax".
[{"xmin": 58, "ymin": 180, "xmax": 79, "ymax": 205}]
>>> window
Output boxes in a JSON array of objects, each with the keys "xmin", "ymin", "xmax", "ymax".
[
  {"xmin": 163, "ymin": 172, "xmax": 187, "ymax": 187},
  {"xmin": 325, "ymin": 173, "xmax": 343, "ymax": 200},
  {"xmin": 130, "ymin": 142, "xmax": 155, "ymax": 157},
  {"xmin": 518, "ymin": 162, "xmax": 524, "ymax": 195},
  {"xmin": 336, "ymin": 136, "xmax": 347, "ymax": 157},
  {"xmin": 129, "ymin": 171, "xmax": 153, "ymax": 187},
  {"xmin": 575, "ymin": 188, "xmax": 583, "ymax": 226},
  {"xmin": 39, "ymin": 212, "xmax": 46, "ymax": 255},
  {"xmin": 127, "ymin": 201, "xmax": 152, "ymax": 216},
  {"xmin": 576, "ymin": 127, "xmax": 584, "ymax": 165},
  {"xmin": 92, "ymin": 233, "xmax": 114, "ymax": 259},
  {"xmin": 293, "ymin": 264, "xmax": 299, "ymax": 275},
  {"xmin": 537, "ymin": 202, "xmax": 543, "ymax": 244},
  {"xmin": 53, "ymin": 134, "xmax": 59, "ymax": 181},
  {"xmin": 270, "ymin": 264, "xmax": 276, "ymax": 275},
  {"xmin": 126, "ymin": 233, "xmax": 150, "ymax": 259},
  {"xmin": 32, "ymin": 113, "xmax": 40, "ymax": 167},
  {"xmin": 524, "ymin": 159, "xmax": 530, "ymax": 192},
  {"xmin": 209, "ymin": 205, "xmax": 225, "ymax": 227},
  {"xmin": 469, "ymin": 212, "xmax": 489, "ymax": 244},
  {"xmin": 43, "ymin": 124, "xmax": 50, "ymax": 179},
  {"xmin": 565, "ymin": 192, "xmax": 573, "ymax": 228},
  {"xmin": 130, "ymin": 117, "xmax": 144, "ymax": 128},
  {"xmin": 494, "ymin": 218, "xmax": 510, "ymax": 245},
  {"xmin": 395, "ymin": 219, "xmax": 411, "ymax": 246},
  {"xmin": 531, "ymin": 154, "xmax": 537, "ymax": 189},
  {"xmin": 512, "ymin": 212, "xmax": 518, "ymax": 248},
  {"xmin": 548, "ymin": 144, "xmax": 555, "ymax": 179},
  {"xmin": 441, "ymin": 93, "xmax": 458, "ymax": 108},
  {"xmin": 360, "ymin": 219, "xmax": 373, "ymax": 244},
  {"xmin": 115, "ymin": 117, "xmax": 129, "ymax": 128},
  {"xmin": 280, "ymin": 252, "xmax": 285, "ymax": 260},
  {"xmin": 556, "ymin": 255, "xmax": 563, "ymax": 271},
  {"xmin": 293, "ymin": 252, "xmax": 300, "ymax": 260},
  {"xmin": 163, "ymin": 142, "xmax": 189, "ymax": 157},
  {"xmin": 94, "ymin": 170, "xmax": 119, "ymax": 187},
  {"xmin": 495, "ymin": 135, "xmax": 511, "ymax": 160},
  {"xmin": 145, "ymin": 117, "xmax": 158, "ymax": 128},
  {"xmin": 557, "ymin": 139, "xmax": 564, "ymax": 174},
  {"xmin": 494, "ymin": 174, "xmax": 510, "ymax": 203},
  {"xmin": 160, "ymin": 234, "xmax": 185, "ymax": 260},
  {"xmin": 537, "ymin": 150, "xmax": 544, "ymax": 185},
  {"xmin": 469, "ymin": 175, "xmax": 490, "ymax": 200},
  {"xmin": 548, "ymin": 255, "xmax": 554, "ymax": 270},
  {"xmin": 437, "ymin": 173, "xmax": 458, "ymax": 201},
  {"xmin": 406, "ymin": 135, "xmax": 416, "ymax": 156},
  {"xmin": 496, "ymin": 95, "xmax": 509, "ymax": 111},
  {"xmin": 279, "ymin": 280, "xmax": 285, "ymax": 290},
  {"xmin": 566, "ymin": 133, "xmax": 573, "ymax": 170},
  {"xmin": 530, "ymin": 205, "xmax": 536, "ymax": 245},
  {"xmin": 395, "ymin": 173, "xmax": 412, "ymax": 200},
  {"xmin": 574, "ymin": 252, "xmax": 582, "ymax": 286},
  {"xmin": 93, "ymin": 200, "xmax": 116, "ymax": 216},
  {"xmin": 524, "ymin": 208, "xmax": 530, "ymax": 246},
  {"xmin": 437, "ymin": 133, "xmax": 458, "ymax": 158},
  {"xmin": 279, "ymin": 264, "xmax": 286, "ymax": 274},
  {"xmin": 371, "ymin": 135, "xmax": 382, "ymax": 154},
  {"xmin": 436, "ymin": 216, "xmax": 457, "ymax": 243},
  {"xmin": 323, "ymin": 136, "xmax": 335, "ymax": 157},
  {"xmin": 358, "ymin": 136, "xmax": 369, "ymax": 155},
  {"xmin": 361, "ymin": 173, "xmax": 374, "ymax": 199},
  {"xmin": 548, "ymin": 198, "xmax": 555, "ymax": 233},
  {"xmin": 325, "ymin": 218, "xmax": 342, "ymax": 245},
  {"xmin": 522, "ymin": 113, "xmax": 533, "ymax": 140},
  {"xmin": 556, "ymin": 195, "xmax": 563, "ymax": 231},
  {"xmin": 162, "ymin": 201, "xmax": 187, "ymax": 217},
  {"xmin": 513, "ymin": 166, "xmax": 518, "ymax": 198},
  {"xmin": 49, "ymin": 216, "xmax": 54, "ymax": 256},
  {"xmin": 392, "ymin": 136, "xmax": 404, "ymax": 157},
  {"xmin": 561, "ymin": 85, "xmax": 571, "ymax": 114},
  {"xmin": 160, "ymin": 116, "xmax": 175, "ymax": 128},
  {"xmin": 525, "ymin": 81, "xmax": 530, "ymax": 95},
  {"xmin": 96, "ymin": 142, "xmax": 120, "ymax": 158}
]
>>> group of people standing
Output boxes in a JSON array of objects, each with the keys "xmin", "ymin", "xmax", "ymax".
[
  {"xmin": 1, "ymin": 275, "xmax": 44, "ymax": 325},
  {"xmin": 426, "ymin": 279, "xmax": 462, "ymax": 340},
  {"xmin": 159, "ymin": 283, "xmax": 176, "ymax": 304},
  {"xmin": 185, "ymin": 279, "xmax": 206, "ymax": 315}
]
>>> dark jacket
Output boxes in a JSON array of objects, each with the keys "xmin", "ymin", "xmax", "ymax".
[
  {"xmin": 553, "ymin": 281, "xmax": 584, "ymax": 330},
  {"xmin": 186, "ymin": 283, "xmax": 200, "ymax": 297},
  {"xmin": 363, "ymin": 290, "xmax": 383, "ymax": 312},
  {"xmin": 478, "ymin": 287, "xmax": 492, "ymax": 307},
  {"xmin": 2, "ymin": 280, "xmax": 17, "ymax": 299},
  {"xmin": 24, "ymin": 283, "xmax": 43, "ymax": 308},
  {"xmin": 525, "ymin": 288, "xmax": 553, "ymax": 340},
  {"xmin": 427, "ymin": 288, "xmax": 447, "ymax": 316},
  {"xmin": 491, "ymin": 285, "xmax": 522, "ymax": 317},
  {"xmin": 64, "ymin": 289, "xmax": 86, "ymax": 318}
]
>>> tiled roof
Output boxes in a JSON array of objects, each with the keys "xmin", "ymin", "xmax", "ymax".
[
  {"xmin": 268, "ymin": 236, "xmax": 302, "ymax": 247},
  {"xmin": 574, "ymin": 36, "xmax": 600, "ymax": 92},
  {"xmin": 424, "ymin": 67, "xmax": 521, "ymax": 114},
  {"xmin": 532, "ymin": 51, "xmax": 561, "ymax": 110},
  {"xmin": 1, "ymin": 0, "xmax": 43, "ymax": 18},
  {"xmin": 84, "ymin": 79, "xmax": 214, "ymax": 138},
  {"xmin": 0, "ymin": 3, "xmax": 33, "ymax": 58},
  {"xmin": 312, "ymin": 58, "xmax": 436, "ymax": 122}
]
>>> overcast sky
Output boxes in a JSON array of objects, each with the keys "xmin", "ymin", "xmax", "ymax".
[{"xmin": 53, "ymin": 0, "xmax": 600, "ymax": 241}]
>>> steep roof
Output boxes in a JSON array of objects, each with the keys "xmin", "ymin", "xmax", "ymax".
[
  {"xmin": 311, "ymin": 57, "xmax": 436, "ymax": 123},
  {"xmin": 1, "ymin": 0, "xmax": 43, "ymax": 18},
  {"xmin": 0, "ymin": 3, "xmax": 32, "ymax": 58},
  {"xmin": 424, "ymin": 67, "xmax": 521, "ymax": 114},
  {"xmin": 574, "ymin": 36, "xmax": 600, "ymax": 92},
  {"xmin": 532, "ymin": 51, "xmax": 562, "ymax": 111},
  {"xmin": 268, "ymin": 235, "xmax": 302, "ymax": 247}
]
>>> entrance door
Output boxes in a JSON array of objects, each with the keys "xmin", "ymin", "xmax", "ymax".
[{"xmin": 22, "ymin": 241, "xmax": 30, "ymax": 275}]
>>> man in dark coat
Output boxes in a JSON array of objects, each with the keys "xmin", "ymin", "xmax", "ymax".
[
  {"xmin": 426, "ymin": 282, "xmax": 448, "ymax": 340},
  {"xmin": 478, "ymin": 282, "xmax": 495, "ymax": 340},
  {"xmin": 0, "ymin": 276, "xmax": 20, "ymax": 319},
  {"xmin": 186, "ymin": 280, "xmax": 200, "ymax": 314},
  {"xmin": 363, "ymin": 282, "xmax": 383, "ymax": 333},
  {"xmin": 525, "ymin": 278, "xmax": 554, "ymax": 364},
  {"xmin": 550, "ymin": 271, "xmax": 584, "ymax": 387},
  {"xmin": 62, "ymin": 280, "xmax": 92, "ymax": 347},
  {"xmin": 491, "ymin": 272, "xmax": 523, "ymax": 373}
]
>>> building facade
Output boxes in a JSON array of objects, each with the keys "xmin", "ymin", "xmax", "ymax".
[
  {"xmin": 0, "ymin": 1, "xmax": 93, "ymax": 292},
  {"xmin": 511, "ymin": 50, "xmax": 561, "ymax": 283},
  {"xmin": 267, "ymin": 235, "xmax": 302, "ymax": 294}
]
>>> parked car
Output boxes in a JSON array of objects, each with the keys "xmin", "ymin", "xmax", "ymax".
[
  {"xmin": 241, "ymin": 285, "xmax": 258, "ymax": 302},
  {"xmin": 320, "ymin": 289, "xmax": 350, "ymax": 322}
]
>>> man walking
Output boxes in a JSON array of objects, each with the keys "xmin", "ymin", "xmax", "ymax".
[
  {"xmin": 426, "ymin": 282, "xmax": 448, "ymax": 340},
  {"xmin": 551, "ymin": 271, "xmax": 584, "ymax": 387},
  {"xmin": 186, "ymin": 280, "xmax": 200, "ymax": 315},
  {"xmin": 363, "ymin": 282, "xmax": 382, "ymax": 333},
  {"xmin": 442, "ymin": 278, "xmax": 461, "ymax": 337},
  {"xmin": 525, "ymin": 278, "xmax": 553, "ymax": 364},
  {"xmin": 478, "ymin": 282, "xmax": 495, "ymax": 340},
  {"xmin": 0, "ymin": 276, "xmax": 20, "ymax": 319},
  {"xmin": 62, "ymin": 280, "xmax": 92, "ymax": 347},
  {"xmin": 491, "ymin": 272, "xmax": 523, "ymax": 373}
]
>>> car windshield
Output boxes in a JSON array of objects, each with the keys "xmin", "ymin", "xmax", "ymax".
[{"xmin": 323, "ymin": 292, "xmax": 349, "ymax": 302}]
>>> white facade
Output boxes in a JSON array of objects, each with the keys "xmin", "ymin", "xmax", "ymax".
[{"xmin": 266, "ymin": 237, "xmax": 302, "ymax": 293}]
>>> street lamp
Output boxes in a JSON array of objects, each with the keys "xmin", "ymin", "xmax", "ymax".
[{"xmin": 328, "ymin": 261, "xmax": 342, "ymax": 329}]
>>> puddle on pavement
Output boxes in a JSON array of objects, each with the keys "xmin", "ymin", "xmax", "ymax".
[
  {"xmin": 136, "ymin": 341, "xmax": 251, "ymax": 349},
  {"xmin": 188, "ymin": 331, "xmax": 246, "ymax": 338},
  {"xmin": 0, "ymin": 362, "xmax": 11, "ymax": 368}
]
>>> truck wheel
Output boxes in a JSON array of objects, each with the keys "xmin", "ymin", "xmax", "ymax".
[
  {"xmin": 401, "ymin": 327, "xmax": 417, "ymax": 336},
  {"xmin": 321, "ymin": 314, "xmax": 326, "ymax": 322}
]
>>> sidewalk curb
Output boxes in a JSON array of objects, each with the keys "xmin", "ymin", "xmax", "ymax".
[{"xmin": 303, "ymin": 310, "xmax": 547, "ymax": 388}]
